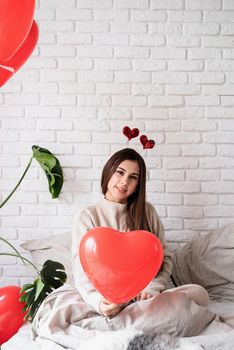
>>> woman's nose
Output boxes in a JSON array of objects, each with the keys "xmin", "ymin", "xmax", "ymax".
[{"xmin": 121, "ymin": 177, "xmax": 128, "ymax": 185}]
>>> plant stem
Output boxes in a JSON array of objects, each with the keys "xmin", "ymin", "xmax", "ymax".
[
  {"xmin": 0, "ymin": 253, "xmax": 40, "ymax": 274},
  {"xmin": 0, "ymin": 156, "xmax": 33, "ymax": 208},
  {"xmin": 0, "ymin": 236, "xmax": 40, "ymax": 274},
  {"xmin": 0, "ymin": 236, "xmax": 27, "ymax": 266}
]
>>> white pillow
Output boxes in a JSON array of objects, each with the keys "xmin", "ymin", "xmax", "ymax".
[
  {"xmin": 172, "ymin": 223, "xmax": 234, "ymax": 301},
  {"xmin": 21, "ymin": 232, "xmax": 73, "ymax": 285}
]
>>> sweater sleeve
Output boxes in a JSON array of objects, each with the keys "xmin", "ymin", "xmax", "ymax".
[
  {"xmin": 143, "ymin": 203, "xmax": 172, "ymax": 295},
  {"xmin": 71, "ymin": 208, "xmax": 103, "ymax": 313}
]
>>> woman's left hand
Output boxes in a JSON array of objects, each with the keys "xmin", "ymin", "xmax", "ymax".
[{"xmin": 135, "ymin": 291, "xmax": 152, "ymax": 301}]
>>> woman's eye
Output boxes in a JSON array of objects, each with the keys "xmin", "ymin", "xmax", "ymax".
[{"xmin": 117, "ymin": 170, "xmax": 124, "ymax": 175}]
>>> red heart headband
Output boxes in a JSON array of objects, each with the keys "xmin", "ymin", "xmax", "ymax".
[{"xmin": 123, "ymin": 126, "xmax": 155, "ymax": 150}]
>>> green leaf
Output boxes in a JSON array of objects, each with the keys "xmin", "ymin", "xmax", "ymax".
[
  {"xmin": 1, "ymin": 145, "xmax": 63, "ymax": 207},
  {"xmin": 41, "ymin": 259, "xmax": 67, "ymax": 287},
  {"xmin": 32, "ymin": 145, "xmax": 63, "ymax": 199},
  {"xmin": 20, "ymin": 259, "xmax": 67, "ymax": 322},
  {"xmin": 34, "ymin": 278, "xmax": 45, "ymax": 301},
  {"xmin": 20, "ymin": 283, "xmax": 35, "ymax": 294}
]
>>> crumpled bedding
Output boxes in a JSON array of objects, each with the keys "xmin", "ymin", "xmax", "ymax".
[
  {"xmin": 30, "ymin": 284, "xmax": 215, "ymax": 345},
  {"xmin": 172, "ymin": 223, "xmax": 234, "ymax": 302},
  {"xmin": 2, "ymin": 223, "xmax": 234, "ymax": 349},
  {"xmin": 2, "ymin": 289, "xmax": 234, "ymax": 350},
  {"xmin": 2, "ymin": 310, "xmax": 234, "ymax": 350}
]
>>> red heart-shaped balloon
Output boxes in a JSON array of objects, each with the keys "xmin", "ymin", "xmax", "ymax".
[
  {"xmin": 0, "ymin": 0, "xmax": 35, "ymax": 62},
  {"xmin": 123, "ymin": 126, "xmax": 140, "ymax": 140},
  {"xmin": 0, "ymin": 20, "xmax": 39, "ymax": 87},
  {"xmin": 140, "ymin": 135, "xmax": 155, "ymax": 149},
  {"xmin": 0, "ymin": 286, "xmax": 26, "ymax": 345},
  {"xmin": 79, "ymin": 227, "xmax": 163, "ymax": 303}
]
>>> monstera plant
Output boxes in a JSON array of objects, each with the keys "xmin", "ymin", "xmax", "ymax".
[
  {"xmin": 0, "ymin": 145, "xmax": 63, "ymax": 208},
  {"xmin": 0, "ymin": 145, "xmax": 67, "ymax": 322}
]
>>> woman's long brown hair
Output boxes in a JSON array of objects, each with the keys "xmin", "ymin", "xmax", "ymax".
[{"xmin": 101, "ymin": 148, "xmax": 152, "ymax": 232}]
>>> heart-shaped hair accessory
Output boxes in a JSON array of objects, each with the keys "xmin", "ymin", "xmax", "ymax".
[
  {"xmin": 123, "ymin": 126, "xmax": 139, "ymax": 141},
  {"xmin": 140, "ymin": 135, "xmax": 155, "ymax": 149}
]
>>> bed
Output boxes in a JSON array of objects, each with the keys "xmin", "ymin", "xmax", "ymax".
[{"xmin": 2, "ymin": 223, "xmax": 234, "ymax": 350}]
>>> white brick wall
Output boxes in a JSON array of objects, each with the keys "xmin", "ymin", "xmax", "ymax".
[{"xmin": 0, "ymin": 0, "xmax": 234, "ymax": 286}]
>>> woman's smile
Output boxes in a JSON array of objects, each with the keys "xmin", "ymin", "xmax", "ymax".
[
  {"xmin": 105, "ymin": 160, "xmax": 140, "ymax": 203},
  {"xmin": 116, "ymin": 186, "xmax": 127, "ymax": 193}
]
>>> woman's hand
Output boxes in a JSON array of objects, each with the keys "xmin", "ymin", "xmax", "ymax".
[
  {"xmin": 99, "ymin": 297, "xmax": 123, "ymax": 318},
  {"xmin": 135, "ymin": 291, "xmax": 153, "ymax": 301}
]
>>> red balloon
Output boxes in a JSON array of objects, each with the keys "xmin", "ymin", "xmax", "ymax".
[
  {"xmin": 79, "ymin": 227, "xmax": 164, "ymax": 304},
  {"xmin": 0, "ymin": 64, "xmax": 14, "ymax": 87},
  {"xmin": 0, "ymin": 20, "xmax": 39, "ymax": 87},
  {"xmin": 0, "ymin": 286, "xmax": 26, "ymax": 345},
  {"xmin": 0, "ymin": 0, "xmax": 35, "ymax": 62}
]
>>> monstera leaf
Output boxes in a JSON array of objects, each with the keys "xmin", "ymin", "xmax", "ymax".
[
  {"xmin": 0, "ymin": 145, "xmax": 65, "ymax": 321},
  {"xmin": 20, "ymin": 260, "xmax": 67, "ymax": 322},
  {"xmin": 0, "ymin": 145, "xmax": 63, "ymax": 208},
  {"xmin": 32, "ymin": 145, "xmax": 63, "ymax": 199},
  {"xmin": 0, "ymin": 236, "xmax": 67, "ymax": 322}
]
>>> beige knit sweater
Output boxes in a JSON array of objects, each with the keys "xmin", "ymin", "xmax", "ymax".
[{"xmin": 72, "ymin": 197, "xmax": 172, "ymax": 313}]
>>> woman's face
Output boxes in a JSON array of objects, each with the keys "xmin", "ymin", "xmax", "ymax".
[{"xmin": 105, "ymin": 159, "xmax": 140, "ymax": 203}]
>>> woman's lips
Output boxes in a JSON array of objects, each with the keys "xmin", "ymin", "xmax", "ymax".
[{"xmin": 116, "ymin": 186, "xmax": 127, "ymax": 193}]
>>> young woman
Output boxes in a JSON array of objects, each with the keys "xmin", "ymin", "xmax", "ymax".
[
  {"xmin": 72, "ymin": 148, "xmax": 208, "ymax": 318},
  {"xmin": 32, "ymin": 148, "xmax": 213, "ymax": 347}
]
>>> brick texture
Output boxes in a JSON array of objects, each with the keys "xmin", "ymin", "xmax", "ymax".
[{"xmin": 0, "ymin": 0, "xmax": 234, "ymax": 285}]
